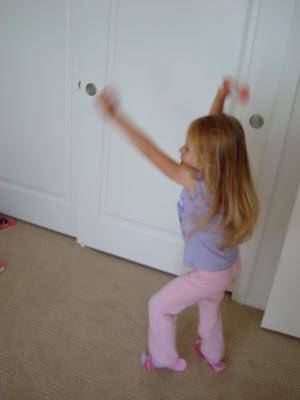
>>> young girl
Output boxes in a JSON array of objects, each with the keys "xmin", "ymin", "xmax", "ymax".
[{"xmin": 95, "ymin": 80, "xmax": 259, "ymax": 373}]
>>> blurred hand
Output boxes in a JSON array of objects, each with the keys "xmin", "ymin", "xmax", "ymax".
[
  {"xmin": 220, "ymin": 77, "xmax": 232, "ymax": 97},
  {"xmin": 95, "ymin": 86, "xmax": 120, "ymax": 117}
]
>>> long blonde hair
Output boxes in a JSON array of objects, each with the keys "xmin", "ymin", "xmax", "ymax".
[{"xmin": 188, "ymin": 113, "xmax": 259, "ymax": 249}]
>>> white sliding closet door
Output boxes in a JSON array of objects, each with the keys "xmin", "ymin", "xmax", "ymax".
[
  {"xmin": 77, "ymin": 0, "xmax": 250, "ymax": 274},
  {"xmin": 0, "ymin": 0, "xmax": 80, "ymax": 236},
  {"xmin": 78, "ymin": 0, "xmax": 299, "ymax": 306}
]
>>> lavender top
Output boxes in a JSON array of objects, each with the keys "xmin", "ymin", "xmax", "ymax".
[{"xmin": 177, "ymin": 174, "xmax": 239, "ymax": 272}]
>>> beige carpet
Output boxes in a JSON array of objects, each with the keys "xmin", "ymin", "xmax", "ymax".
[{"xmin": 0, "ymin": 219, "xmax": 299, "ymax": 400}]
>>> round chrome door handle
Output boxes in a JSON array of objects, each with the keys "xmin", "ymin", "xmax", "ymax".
[
  {"xmin": 85, "ymin": 83, "xmax": 97, "ymax": 96},
  {"xmin": 249, "ymin": 114, "xmax": 264, "ymax": 129}
]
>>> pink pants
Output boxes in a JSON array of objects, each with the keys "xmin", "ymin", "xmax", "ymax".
[{"xmin": 148, "ymin": 258, "xmax": 241, "ymax": 365}]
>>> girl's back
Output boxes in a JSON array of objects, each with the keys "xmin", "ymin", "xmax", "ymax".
[{"xmin": 178, "ymin": 172, "xmax": 239, "ymax": 272}]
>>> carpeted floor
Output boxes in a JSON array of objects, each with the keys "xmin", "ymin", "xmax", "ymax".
[{"xmin": 0, "ymin": 219, "xmax": 299, "ymax": 400}]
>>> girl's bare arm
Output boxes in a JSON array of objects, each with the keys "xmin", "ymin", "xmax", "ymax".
[
  {"xmin": 95, "ymin": 87, "xmax": 194, "ymax": 189},
  {"xmin": 209, "ymin": 81, "xmax": 230, "ymax": 114}
]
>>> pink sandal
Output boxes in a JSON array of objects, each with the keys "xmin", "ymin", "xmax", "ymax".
[
  {"xmin": 0, "ymin": 264, "xmax": 5, "ymax": 273},
  {"xmin": 0, "ymin": 215, "xmax": 15, "ymax": 230},
  {"xmin": 141, "ymin": 351, "xmax": 187, "ymax": 371},
  {"xmin": 141, "ymin": 351, "xmax": 159, "ymax": 370},
  {"xmin": 195, "ymin": 340, "xmax": 226, "ymax": 373}
]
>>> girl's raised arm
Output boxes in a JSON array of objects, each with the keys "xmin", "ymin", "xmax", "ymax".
[
  {"xmin": 95, "ymin": 87, "xmax": 191, "ymax": 187},
  {"xmin": 209, "ymin": 80, "xmax": 230, "ymax": 114}
]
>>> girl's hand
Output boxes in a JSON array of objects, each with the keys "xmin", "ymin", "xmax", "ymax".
[
  {"xmin": 222, "ymin": 77, "xmax": 233, "ymax": 96},
  {"xmin": 214, "ymin": 78, "xmax": 232, "ymax": 100},
  {"xmin": 209, "ymin": 79, "xmax": 231, "ymax": 114},
  {"xmin": 95, "ymin": 86, "xmax": 120, "ymax": 117},
  {"xmin": 222, "ymin": 77, "xmax": 250, "ymax": 104}
]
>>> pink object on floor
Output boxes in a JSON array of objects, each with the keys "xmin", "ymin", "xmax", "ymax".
[
  {"xmin": 0, "ymin": 215, "xmax": 15, "ymax": 230},
  {"xmin": 0, "ymin": 264, "xmax": 5, "ymax": 273},
  {"xmin": 195, "ymin": 340, "xmax": 226, "ymax": 373}
]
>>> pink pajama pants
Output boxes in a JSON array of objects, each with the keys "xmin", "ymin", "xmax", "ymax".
[{"xmin": 148, "ymin": 257, "xmax": 241, "ymax": 365}]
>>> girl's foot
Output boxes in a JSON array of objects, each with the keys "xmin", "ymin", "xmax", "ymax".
[
  {"xmin": 141, "ymin": 351, "xmax": 187, "ymax": 371},
  {"xmin": 0, "ymin": 264, "xmax": 5, "ymax": 273},
  {"xmin": 195, "ymin": 340, "xmax": 226, "ymax": 373}
]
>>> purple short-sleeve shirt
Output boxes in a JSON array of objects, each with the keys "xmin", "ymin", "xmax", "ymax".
[{"xmin": 177, "ymin": 175, "xmax": 239, "ymax": 272}]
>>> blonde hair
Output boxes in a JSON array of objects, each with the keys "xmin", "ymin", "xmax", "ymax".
[{"xmin": 187, "ymin": 113, "xmax": 259, "ymax": 249}]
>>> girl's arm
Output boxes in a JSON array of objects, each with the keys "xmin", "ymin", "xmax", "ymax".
[
  {"xmin": 95, "ymin": 87, "xmax": 193, "ymax": 188},
  {"xmin": 209, "ymin": 80, "xmax": 231, "ymax": 114}
]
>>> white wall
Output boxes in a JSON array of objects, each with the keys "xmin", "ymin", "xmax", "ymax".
[
  {"xmin": 245, "ymin": 75, "xmax": 300, "ymax": 310},
  {"xmin": 261, "ymin": 181, "xmax": 300, "ymax": 337}
]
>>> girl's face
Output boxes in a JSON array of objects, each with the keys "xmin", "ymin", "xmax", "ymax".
[{"xmin": 179, "ymin": 137, "xmax": 198, "ymax": 169}]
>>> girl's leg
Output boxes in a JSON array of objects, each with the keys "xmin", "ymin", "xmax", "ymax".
[
  {"xmin": 147, "ymin": 271, "xmax": 225, "ymax": 367},
  {"xmin": 197, "ymin": 292, "xmax": 225, "ymax": 364},
  {"xmin": 196, "ymin": 258, "xmax": 241, "ymax": 366},
  {"xmin": 145, "ymin": 258, "xmax": 241, "ymax": 370}
]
